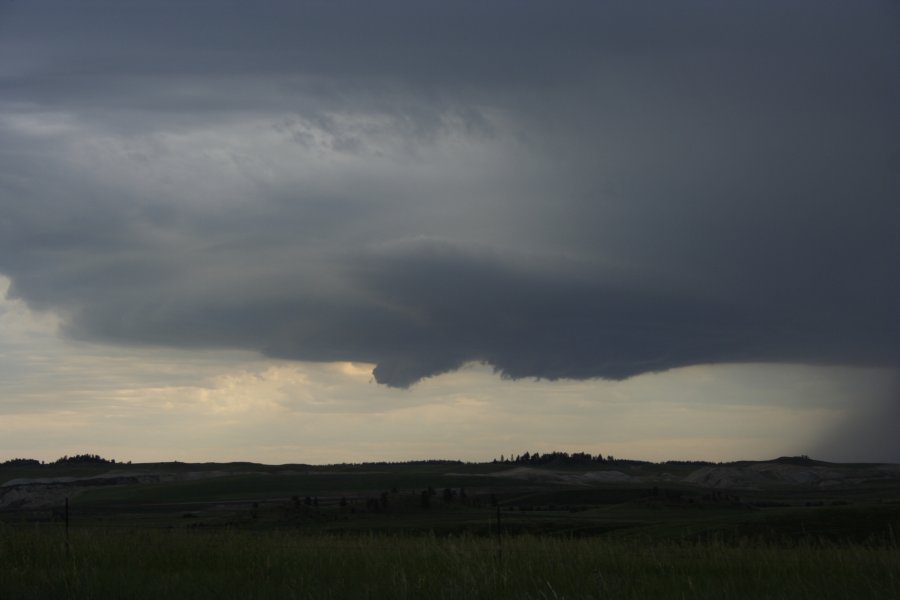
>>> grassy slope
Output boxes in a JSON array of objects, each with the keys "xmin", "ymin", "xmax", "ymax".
[
  {"xmin": 3, "ymin": 460, "xmax": 900, "ymax": 598},
  {"xmin": 3, "ymin": 460, "xmax": 900, "ymax": 542}
]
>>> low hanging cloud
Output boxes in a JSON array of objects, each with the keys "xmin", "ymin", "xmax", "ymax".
[{"xmin": 0, "ymin": 0, "xmax": 897, "ymax": 387}]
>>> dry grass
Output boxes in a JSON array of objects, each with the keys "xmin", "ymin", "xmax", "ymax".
[{"xmin": 1, "ymin": 526, "xmax": 898, "ymax": 599}]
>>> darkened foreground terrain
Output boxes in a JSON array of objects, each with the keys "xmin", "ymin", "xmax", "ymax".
[{"xmin": 1, "ymin": 456, "xmax": 898, "ymax": 598}]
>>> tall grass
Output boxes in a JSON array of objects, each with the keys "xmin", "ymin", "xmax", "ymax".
[{"xmin": 1, "ymin": 525, "xmax": 897, "ymax": 599}]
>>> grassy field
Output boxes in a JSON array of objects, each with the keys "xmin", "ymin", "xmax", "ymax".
[
  {"xmin": 2, "ymin": 458, "xmax": 900, "ymax": 597},
  {"xmin": 1, "ymin": 526, "xmax": 898, "ymax": 599}
]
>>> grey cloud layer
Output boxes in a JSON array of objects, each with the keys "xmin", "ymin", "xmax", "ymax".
[{"xmin": 1, "ymin": 0, "xmax": 897, "ymax": 386}]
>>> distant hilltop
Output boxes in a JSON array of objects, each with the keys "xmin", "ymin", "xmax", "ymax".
[
  {"xmin": 0, "ymin": 453, "xmax": 881, "ymax": 470},
  {"xmin": 2, "ymin": 454, "xmax": 123, "ymax": 467}
]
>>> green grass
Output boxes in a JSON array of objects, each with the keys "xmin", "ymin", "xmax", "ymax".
[
  {"xmin": 4, "ymin": 461, "xmax": 900, "ymax": 598},
  {"xmin": 1, "ymin": 526, "xmax": 897, "ymax": 599}
]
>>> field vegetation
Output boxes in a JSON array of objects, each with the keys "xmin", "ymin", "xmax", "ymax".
[
  {"xmin": 2, "ymin": 527, "xmax": 898, "ymax": 599},
  {"xmin": 2, "ymin": 454, "xmax": 899, "ymax": 598}
]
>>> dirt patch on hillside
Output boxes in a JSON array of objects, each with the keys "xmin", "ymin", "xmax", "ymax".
[
  {"xmin": 681, "ymin": 463, "xmax": 897, "ymax": 489},
  {"xmin": 464, "ymin": 467, "xmax": 636, "ymax": 485},
  {"xmin": 0, "ymin": 470, "xmax": 239, "ymax": 510}
]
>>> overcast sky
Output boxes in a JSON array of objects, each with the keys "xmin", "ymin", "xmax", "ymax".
[{"xmin": 1, "ymin": 0, "xmax": 897, "ymax": 464}]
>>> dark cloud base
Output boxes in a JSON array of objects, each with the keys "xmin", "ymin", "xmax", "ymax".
[
  {"xmin": 4, "ymin": 239, "xmax": 892, "ymax": 389},
  {"xmin": 1, "ymin": 0, "xmax": 897, "ymax": 388}
]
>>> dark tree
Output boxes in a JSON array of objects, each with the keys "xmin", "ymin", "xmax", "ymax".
[
  {"xmin": 1, "ymin": 458, "xmax": 40, "ymax": 467},
  {"xmin": 52, "ymin": 453, "xmax": 115, "ymax": 465}
]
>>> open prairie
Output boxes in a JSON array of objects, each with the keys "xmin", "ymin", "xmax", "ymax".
[{"xmin": 2, "ymin": 457, "xmax": 899, "ymax": 598}]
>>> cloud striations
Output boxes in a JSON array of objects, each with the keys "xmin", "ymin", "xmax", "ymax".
[{"xmin": 1, "ymin": 0, "xmax": 897, "ymax": 387}]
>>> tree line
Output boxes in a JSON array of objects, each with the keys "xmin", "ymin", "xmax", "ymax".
[
  {"xmin": 2, "ymin": 453, "xmax": 725, "ymax": 468},
  {"xmin": 493, "ymin": 451, "xmax": 646, "ymax": 465},
  {"xmin": 1, "ymin": 454, "xmax": 119, "ymax": 467},
  {"xmin": 492, "ymin": 451, "xmax": 717, "ymax": 466}
]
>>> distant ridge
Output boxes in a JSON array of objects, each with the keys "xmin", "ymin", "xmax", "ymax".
[{"xmin": 767, "ymin": 455, "xmax": 831, "ymax": 467}]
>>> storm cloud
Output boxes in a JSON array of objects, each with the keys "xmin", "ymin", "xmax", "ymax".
[{"xmin": 1, "ymin": 0, "xmax": 897, "ymax": 387}]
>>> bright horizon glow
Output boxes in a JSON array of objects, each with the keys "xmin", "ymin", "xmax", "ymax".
[{"xmin": 2, "ymin": 276, "xmax": 896, "ymax": 466}]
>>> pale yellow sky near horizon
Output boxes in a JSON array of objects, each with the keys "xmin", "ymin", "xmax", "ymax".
[{"xmin": 1, "ymin": 276, "xmax": 896, "ymax": 465}]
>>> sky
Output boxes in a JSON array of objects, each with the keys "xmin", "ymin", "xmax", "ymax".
[{"xmin": 0, "ymin": 0, "xmax": 898, "ymax": 464}]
